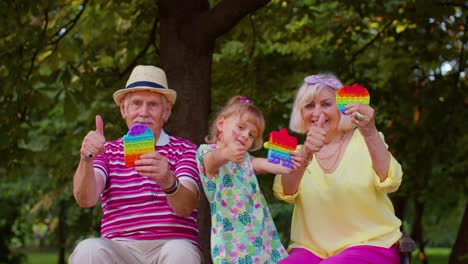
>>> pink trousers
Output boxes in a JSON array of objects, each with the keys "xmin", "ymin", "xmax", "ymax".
[{"xmin": 279, "ymin": 244, "xmax": 400, "ymax": 264}]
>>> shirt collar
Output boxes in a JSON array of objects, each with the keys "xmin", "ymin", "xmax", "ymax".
[{"xmin": 156, "ymin": 129, "xmax": 170, "ymax": 146}]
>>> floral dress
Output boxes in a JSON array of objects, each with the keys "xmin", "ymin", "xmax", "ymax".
[{"xmin": 196, "ymin": 144, "xmax": 287, "ymax": 264}]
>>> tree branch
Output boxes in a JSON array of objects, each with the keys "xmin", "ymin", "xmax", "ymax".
[
  {"xmin": 351, "ymin": 20, "xmax": 393, "ymax": 62},
  {"xmin": 200, "ymin": 0, "xmax": 270, "ymax": 39},
  {"xmin": 454, "ymin": 20, "xmax": 466, "ymax": 89},
  {"xmin": 435, "ymin": 1, "xmax": 467, "ymax": 8},
  {"xmin": 248, "ymin": 14, "xmax": 257, "ymax": 59},
  {"xmin": 49, "ymin": 0, "xmax": 89, "ymax": 45},
  {"xmin": 27, "ymin": 10, "xmax": 49, "ymax": 80},
  {"xmin": 119, "ymin": 17, "xmax": 160, "ymax": 79}
]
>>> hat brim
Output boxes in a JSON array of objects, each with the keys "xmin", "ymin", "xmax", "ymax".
[{"xmin": 113, "ymin": 87, "xmax": 177, "ymax": 105}]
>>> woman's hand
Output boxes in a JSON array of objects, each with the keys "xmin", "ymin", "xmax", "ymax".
[
  {"xmin": 345, "ymin": 103, "xmax": 378, "ymax": 137},
  {"xmin": 290, "ymin": 150, "xmax": 309, "ymax": 170},
  {"xmin": 303, "ymin": 114, "xmax": 326, "ymax": 155},
  {"xmin": 345, "ymin": 103, "xmax": 391, "ymax": 181},
  {"xmin": 278, "ymin": 150, "xmax": 309, "ymax": 195}
]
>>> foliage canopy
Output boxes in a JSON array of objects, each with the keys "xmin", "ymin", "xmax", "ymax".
[{"xmin": 0, "ymin": 0, "xmax": 466, "ymax": 263}]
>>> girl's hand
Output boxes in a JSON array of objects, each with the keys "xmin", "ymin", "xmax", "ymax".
[
  {"xmin": 221, "ymin": 141, "xmax": 248, "ymax": 163},
  {"xmin": 344, "ymin": 103, "xmax": 378, "ymax": 137}
]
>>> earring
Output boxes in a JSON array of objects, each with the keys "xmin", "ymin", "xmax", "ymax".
[{"xmin": 217, "ymin": 130, "xmax": 223, "ymax": 141}]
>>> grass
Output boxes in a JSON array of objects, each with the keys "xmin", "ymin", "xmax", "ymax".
[
  {"xmin": 26, "ymin": 252, "xmax": 69, "ymax": 264},
  {"xmin": 411, "ymin": 248, "xmax": 451, "ymax": 264}
]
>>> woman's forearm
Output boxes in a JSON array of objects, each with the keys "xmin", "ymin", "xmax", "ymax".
[
  {"xmin": 281, "ymin": 165, "xmax": 307, "ymax": 195},
  {"xmin": 363, "ymin": 130, "xmax": 390, "ymax": 181}
]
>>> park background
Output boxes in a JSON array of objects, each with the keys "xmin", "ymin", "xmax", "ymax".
[{"xmin": 0, "ymin": 0, "xmax": 466, "ymax": 263}]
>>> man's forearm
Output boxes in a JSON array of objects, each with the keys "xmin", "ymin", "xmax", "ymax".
[
  {"xmin": 73, "ymin": 158, "xmax": 102, "ymax": 208},
  {"xmin": 166, "ymin": 181, "xmax": 199, "ymax": 217}
]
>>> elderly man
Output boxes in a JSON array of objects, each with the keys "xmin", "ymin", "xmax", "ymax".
[{"xmin": 69, "ymin": 65, "xmax": 203, "ymax": 264}]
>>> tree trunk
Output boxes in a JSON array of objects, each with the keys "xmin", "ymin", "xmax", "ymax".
[
  {"xmin": 411, "ymin": 201, "xmax": 428, "ymax": 264},
  {"xmin": 159, "ymin": 2, "xmax": 214, "ymax": 262},
  {"xmin": 57, "ymin": 200, "xmax": 66, "ymax": 264},
  {"xmin": 392, "ymin": 195, "xmax": 407, "ymax": 224},
  {"xmin": 158, "ymin": 1, "xmax": 271, "ymax": 262},
  {"xmin": 449, "ymin": 203, "xmax": 468, "ymax": 264}
]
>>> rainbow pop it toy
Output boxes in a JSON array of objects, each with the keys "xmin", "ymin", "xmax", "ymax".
[
  {"xmin": 123, "ymin": 124, "xmax": 155, "ymax": 167},
  {"xmin": 263, "ymin": 128, "xmax": 298, "ymax": 168},
  {"xmin": 336, "ymin": 83, "xmax": 370, "ymax": 114}
]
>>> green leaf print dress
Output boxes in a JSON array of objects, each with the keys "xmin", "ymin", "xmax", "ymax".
[{"xmin": 196, "ymin": 144, "xmax": 287, "ymax": 264}]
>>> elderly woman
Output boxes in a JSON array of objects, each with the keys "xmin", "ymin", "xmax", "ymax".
[{"xmin": 274, "ymin": 74, "xmax": 403, "ymax": 264}]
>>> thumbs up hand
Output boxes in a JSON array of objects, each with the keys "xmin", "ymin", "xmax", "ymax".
[
  {"xmin": 80, "ymin": 115, "xmax": 106, "ymax": 160},
  {"xmin": 303, "ymin": 114, "xmax": 326, "ymax": 156},
  {"xmin": 95, "ymin": 115, "xmax": 104, "ymax": 136},
  {"xmin": 218, "ymin": 130, "xmax": 249, "ymax": 164},
  {"xmin": 222, "ymin": 140, "xmax": 249, "ymax": 164}
]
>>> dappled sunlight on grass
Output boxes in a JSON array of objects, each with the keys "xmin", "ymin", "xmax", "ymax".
[
  {"xmin": 411, "ymin": 248, "xmax": 450, "ymax": 264},
  {"xmin": 26, "ymin": 252, "xmax": 70, "ymax": 264}
]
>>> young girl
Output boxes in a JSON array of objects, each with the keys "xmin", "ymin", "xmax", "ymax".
[{"xmin": 196, "ymin": 96, "xmax": 300, "ymax": 264}]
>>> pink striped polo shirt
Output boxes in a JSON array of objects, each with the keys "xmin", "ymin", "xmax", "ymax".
[{"xmin": 93, "ymin": 130, "xmax": 200, "ymax": 246}]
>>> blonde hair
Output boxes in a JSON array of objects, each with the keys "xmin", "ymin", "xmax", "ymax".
[
  {"xmin": 289, "ymin": 73, "xmax": 355, "ymax": 134},
  {"xmin": 206, "ymin": 96, "xmax": 265, "ymax": 151}
]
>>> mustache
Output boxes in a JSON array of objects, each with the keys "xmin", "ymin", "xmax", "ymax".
[{"xmin": 133, "ymin": 117, "xmax": 155, "ymax": 124}]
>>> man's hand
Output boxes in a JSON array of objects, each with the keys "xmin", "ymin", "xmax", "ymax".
[
  {"xmin": 80, "ymin": 115, "xmax": 106, "ymax": 160},
  {"xmin": 135, "ymin": 152, "xmax": 175, "ymax": 189}
]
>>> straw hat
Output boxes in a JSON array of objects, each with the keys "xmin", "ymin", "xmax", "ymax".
[{"xmin": 113, "ymin": 65, "xmax": 177, "ymax": 105}]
